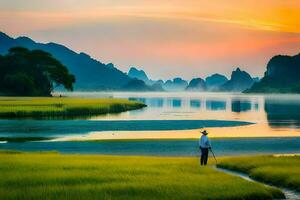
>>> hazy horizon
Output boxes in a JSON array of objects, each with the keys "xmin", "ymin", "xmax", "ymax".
[{"xmin": 1, "ymin": 0, "xmax": 299, "ymax": 80}]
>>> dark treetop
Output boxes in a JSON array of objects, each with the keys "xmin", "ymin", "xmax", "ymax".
[
  {"xmin": 0, "ymin": 47, "xmax": 75, "ymax": 96},
  {"xmin": 0, "ymin": 32, "xmax": 130, "ymax": 90}
]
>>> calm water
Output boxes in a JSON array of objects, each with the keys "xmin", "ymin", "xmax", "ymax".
[
  {"xmin": 1, "ymin": 92, "xmax": 300, "ymax": 156},
  {"xmin": 0, "ymin": 138, "xmax": 300, "ymax": 156}
]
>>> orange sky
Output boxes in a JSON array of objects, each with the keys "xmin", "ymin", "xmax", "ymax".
[{"xmin": 1, "ymin": 0, "xmax": 299, "ymax": 79}]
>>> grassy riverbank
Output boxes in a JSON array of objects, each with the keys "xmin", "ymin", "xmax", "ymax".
[
  {"xmin": 0, "ymin": 151, "xmax": 283, "ymax": 200},
  {"xmin": 218, "ymin": 155, "xmax": 300, "ymax": 192},
  {"xmin": 0, "ymin": 97, "xmax": 145, "ymax": 118}
]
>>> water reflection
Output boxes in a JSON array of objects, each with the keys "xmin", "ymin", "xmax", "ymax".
[
  {"xmin": 125, "ymin": 93, "xmax": 300, "ymax": 130},
  {"xmin": 265, "ymin": 98, "xmax": 300, "ymax": 128},
  {"xmin": 190, "ymin": 99, "xmax": 201, "ymax": 108},
  {"xmin": 231, "ymin": 100, "xmax": 251, "ymax": 113},
  {"xmin": 254, "ymin": 103, "xmax": 259, "ymax": 111},
  {"xmin": 152, "ymin": 98, "xmax": 164, "ymax": 108},
  {"xmin": 129, "ymin": 96, "xmax": 259, "ymax": 113},
  {"xmin": 171, "ymin": 99, "xmax": 182, "ymax": 108},
  {"xmin": 206, "ymin": 100, "xmax": 226, "ymax": 111}
]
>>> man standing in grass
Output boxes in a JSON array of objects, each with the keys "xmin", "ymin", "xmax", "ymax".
[{"xmin": 199, "ymin": 130, "xmax": 211, "ymax": 166}]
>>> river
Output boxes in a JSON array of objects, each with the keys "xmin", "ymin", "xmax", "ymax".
[{"xmin": 1, "ymin": 92, "xmax": 300, "ymax": 156}]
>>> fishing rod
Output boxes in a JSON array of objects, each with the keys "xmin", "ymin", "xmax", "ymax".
[{"xmin": 210, "ymin": 148, "xmax": 218, "ymax": 164}]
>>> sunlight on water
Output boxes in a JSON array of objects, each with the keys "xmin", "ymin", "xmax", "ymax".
[
  {"xmin": 49, "ymin": 92, "xmax": 300, "ymax": 140},
  {"xmin": 1, "ymin": 92, "xmax": 300, "ymax": 155},
  {"xmin": 84, "ymin": 92, "xmax": 300, "ymax": 128}
]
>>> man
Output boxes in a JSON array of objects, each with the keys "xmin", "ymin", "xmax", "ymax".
[{"xmin": 199, "ymin": 130, "xmax": 211, "ymax": 166}]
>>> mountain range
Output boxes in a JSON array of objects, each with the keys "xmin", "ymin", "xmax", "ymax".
[
  {"xmin": 0, "ymin": 32, "xmax": 131, "ymax": 90},
  {"xmin": 125, "ymin": 62, "xmax": 257, "ymax": 92},
  {"xmin": 1, "ymin": 31, "xmax": 263, "ymax": 92},
  {"xmin": 126, "ymin": 67, "xmax": 256, "ymax": 92}
]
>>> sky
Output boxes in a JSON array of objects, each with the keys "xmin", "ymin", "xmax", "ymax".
[{"xmin": 1, "ymin": 0, "xmax": 300, "ymax": 80}]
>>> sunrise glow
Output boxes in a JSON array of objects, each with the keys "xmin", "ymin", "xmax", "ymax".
[{"xmin": 1, "ymin": 0, "xmax": 299, "ymax": 79}]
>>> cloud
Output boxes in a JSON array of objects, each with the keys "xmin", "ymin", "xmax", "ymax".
[
  {"xmin": 27, "ymin": 16, "xmax": 300, "ymax": 79},
  {"xmin": 1, "ymin": 0, "xmax": 299, "ymax": 79},
  {"xmin": 1, "ymin": 0, "xmax": 299, "ymax": 34}
]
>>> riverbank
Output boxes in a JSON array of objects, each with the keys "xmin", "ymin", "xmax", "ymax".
[
  {"xmin": 0, "ymin": 151, "xmax": 283, "ymax": 200},
  {"xmin": 218, "ymin": 155, "xmax": 300, "ymax": 192},
  {"xmin": 0, "ymin": 97, "xmax": 146, "ymax": 118}
]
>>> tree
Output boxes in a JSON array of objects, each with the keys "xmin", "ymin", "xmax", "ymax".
[
  {"xmin": 0, "ymin": 47, "xmax": 75, "ymax": 96},
  {"xmin": 3, "ymin": 73, "xmax": 35, "ymax": 96}
]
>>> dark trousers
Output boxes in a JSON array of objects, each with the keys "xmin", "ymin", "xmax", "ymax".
[{"xmin": 200, "ymin": 147, "xmax": 209, "ymax": 165}]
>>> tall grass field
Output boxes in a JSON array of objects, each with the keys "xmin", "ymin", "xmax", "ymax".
[
  {"xmin": 0, "ymin": 151, "xmax": 283, "ymax": 200},
  {"xmin": 0, "ymin": 97, "xmax": 146, "ymax": 118},
  {"xmin": 218, "ymin": 155, "xmax": 300, "ymax": 192}
]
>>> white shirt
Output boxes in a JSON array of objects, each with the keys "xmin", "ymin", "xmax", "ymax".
[{"xmin": 199, "ymin": 135, "xmax": 211, "ymax": 148}]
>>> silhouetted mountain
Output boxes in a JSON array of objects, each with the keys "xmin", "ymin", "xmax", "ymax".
[
  {"xmin": 186, "ymin": 78, "xmax": 206, "ymax": 91},
  {"xmin": 155, "ymin": 80, "xmax": 164, "ymax": 86},
  {"xmin": 221, "ymin": 68, "xmax": 254, "ymax": 92},
  {"xmin": 205, "ymin": 73, "xmax": 228, "ymax": 91},
  {"xmin": 121, "ymin": 79, "xmax": 163, "ymax": 91},
  {"xmin": 0, "ymin": 32, "xmax": 14, "ymax": 53},
  {"xmin": 246, "ymin": 53, "xmax": 300, "ymax": 93},
  {"xmin": 253, "ymin": 77, "xmax": 260, "ymax": 82},
  {"xmin": 163, "ymin": 78, "xmax": 188, "ymax": 91},
  {"xmin": 151, "ymin": 82, "xmax": 165, "ymax": 91},
  {"xmin": 0, "ymin": 32, "xmax": 131, "ymax": 90},
  {"xmin": 128, "ymin": 67, "xmax": 149, "ymax": 83}
]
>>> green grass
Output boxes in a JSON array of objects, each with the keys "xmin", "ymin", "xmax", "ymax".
[
  {"xmin": 0, "ymin": 97, "xmax": 146, "ymax": 118},
  {"xmin": 218, "ymin": 155, "xmax": 300, "ymax": 192},
  {"xmin": 0, "ymin": 152, "xmax": 283, "ymax": 200}
]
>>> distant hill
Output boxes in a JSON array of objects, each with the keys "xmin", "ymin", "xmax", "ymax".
[
  {"xmin": 126, "ymin": 65, "xmax": 259, "ymax": 93},
  {"xmin": 186, "ymin": 78, "xmax": 206, "ymax": 91},
  {"xmin": 127, "ymin": 66, "xmax": 191, "ymax": 91},
  {"xmin": 128, "ymin": 67, "xmax": 150, "ymax": 84},
  {"xmin": 151, "ymin": 82, "xmax": 165, "ymax": 91},
  {"xmin": 0, "ymin": 32, "xmax": 131, "ymax": 90},
  {"xmin": 245, "ymin": 53, "xmax": 300, "ymax": 93},
  {"xmin": 252, "ymin": 77, "xmax": 260, "ymax": 82},
  {"xmin": 121, "ymin": 79, "xmax": 163, "ymax": 91},
  {"xmin": 205, "ymin": 73, "xmax": 228, "ymax": 91},
  {"xmin": 221, "ymin": 68, "xmax": 254, "ymax": 92},
  {"xmin": 163, "ymin": 78, "xmax": 188, "ymax": 91}
]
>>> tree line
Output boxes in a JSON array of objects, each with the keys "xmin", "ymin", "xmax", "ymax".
[{"xmin": 0, "ymin": 47, "xmax": 75, "ymax": 96}]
